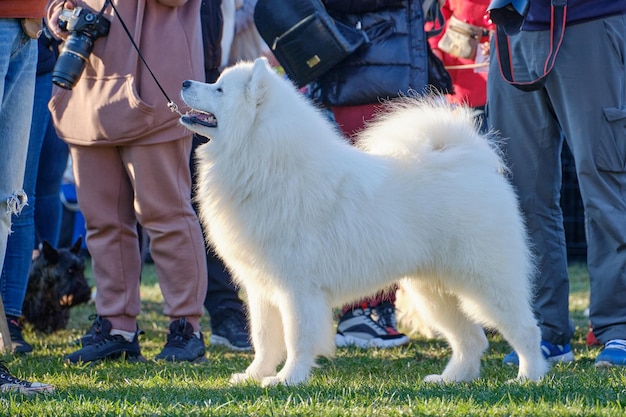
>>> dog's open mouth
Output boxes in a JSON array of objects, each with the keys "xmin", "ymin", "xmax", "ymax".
[{"xmin": 181, "ymin": 110, "xmax": 217, "ymax": 128}]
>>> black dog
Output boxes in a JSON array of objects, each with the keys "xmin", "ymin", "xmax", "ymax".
[{"xmin": 22, "ymin": 238, "xmax": 92, "ymax": 334}]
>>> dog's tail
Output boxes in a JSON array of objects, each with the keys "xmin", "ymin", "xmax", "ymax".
[{"xmin": 355, "ymin": 97, "xmax": 503, "ymax": 170}]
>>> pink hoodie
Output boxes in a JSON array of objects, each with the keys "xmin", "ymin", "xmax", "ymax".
[
  {"xmin": 0, "ymin": 0, "xmax": 48, "ymax": 17},
  {"xmin": 47, "ymin": 0, "xmax": 204, "ymax": 145}
]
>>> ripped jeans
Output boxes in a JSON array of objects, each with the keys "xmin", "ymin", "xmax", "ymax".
[{"xmin": 0, "ymin": 19, "xmax": 37, "ymax": 315}]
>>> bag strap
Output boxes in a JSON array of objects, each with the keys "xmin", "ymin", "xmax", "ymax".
[
  {"xmin": 493, "ymin": 0, "xmax": 567, "ymax": 92},
  {"xmin": 425, "ymin": 0, "xmax": 445, "ymax": 38}
]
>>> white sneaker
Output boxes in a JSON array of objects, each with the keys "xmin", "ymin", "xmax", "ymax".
[{"xmin": 0, "ymin": 362, "xmax": 54, "ymax": 395}]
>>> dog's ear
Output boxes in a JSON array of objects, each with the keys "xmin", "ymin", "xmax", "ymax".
[
  {"xmin": 71, "ymin": 236, "xmax": 83, "ymax": 254},
  {"xmin": 253, "ymin": 56, "xmax": 270, "ymax": 71},
  {"xmin": 41, "ymin": 241, "xmax": 60, "ymax": 265},
  {"xmin": 248, "ymin": 57, "xmax": 271, "ymax": 105}
]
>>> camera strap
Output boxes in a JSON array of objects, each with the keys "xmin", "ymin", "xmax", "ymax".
[
  {"xmin": 106, "ymin": 0, "xmax": 183, "ymax": 115},
  {"xmin": 493, "ymin": 0, "xmax": 567, "ymax": 92}
]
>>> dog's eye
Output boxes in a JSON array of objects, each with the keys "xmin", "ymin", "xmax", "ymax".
[{"xmin": 216, "ymin": 87, "xmax": 223, "ymax": 93}]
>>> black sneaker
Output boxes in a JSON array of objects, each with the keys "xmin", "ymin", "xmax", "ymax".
[
  {"xmin": 0, "ymin": 361, "xmax": 54, "ymax": 395},
  {"xmin": 7, "ymin": 317, "xmax": 33, "ymax": 354},
  {"xmin": 210, "ymin": 308, "xmax": 252, "ymax": 351},
  {"xmin": 155, "ymin": 318, "xmax": 207, "ymax": 363},
  {"xmin": 71, "ymin": 314, "xmax": 103, "ymax": 347},
  {"xmin": 64, "ymin": 317, "xmax": 145, "ymax": 364}
]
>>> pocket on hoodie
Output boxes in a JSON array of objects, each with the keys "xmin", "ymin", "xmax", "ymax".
[{"xmin": 49, "ymin": 75, "xmax": 156, "ymax": 143}]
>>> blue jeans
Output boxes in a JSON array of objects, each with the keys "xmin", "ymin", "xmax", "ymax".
[
  {"xmin": 34, "ymin": 72, "xmax": 69, "ymax": 248},
  {"xmin": 0, "ymin": 20, "xmax": 37, "ymax": 316}
]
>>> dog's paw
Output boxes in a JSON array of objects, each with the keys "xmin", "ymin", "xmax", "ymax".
[
  {"xmin": 261, "ymin": 376, "xmax": 283, "ymax": 387},
  {"xmin": 259, "ymin": 367, "xmax": 311, "ymax": 387},
  {"xmin": 260, "ymin": 374, "xmax": 307, "ymax": 387},
  {"xmin": 423, "ymin": 374, "xmax": 446, "ymax": 383},
  {"xmin": 506, "ymin": 375, "xmax": 542, "ymax": 385},
  {"xmin": 230, "ymin": 372, "xmax": 254, "ymax": 385}
]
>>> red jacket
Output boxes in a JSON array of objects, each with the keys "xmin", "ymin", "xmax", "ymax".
[
  {"xmin": 0, "ymin": 0, "xmax": 48, "ymax": 18},
  {"xmin": 428, "ymin": 0, "xmax": 493, "ymax": 107}
]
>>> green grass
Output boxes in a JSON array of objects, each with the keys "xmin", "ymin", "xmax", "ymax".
[{"xmin": 2, "ymin": 261, "xmax": 625, "ymax": 416}]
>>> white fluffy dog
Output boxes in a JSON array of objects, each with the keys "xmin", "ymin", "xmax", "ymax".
[{"xmin": 181, "ymin": 58, "xmax": 548, "ymax": 387}]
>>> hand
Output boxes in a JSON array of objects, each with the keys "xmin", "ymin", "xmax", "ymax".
[
  {"xmin": 48, "ymin": 1, "xmax": 77, "ymax": 40},
  {"xmin": 479, "ymin": 41, "xmax": 490, "ymax": 57}
]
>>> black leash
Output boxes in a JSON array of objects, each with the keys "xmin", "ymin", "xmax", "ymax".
[{"xmin": 104, "ymin": 0, "xmax": 183, "ymax": 115}]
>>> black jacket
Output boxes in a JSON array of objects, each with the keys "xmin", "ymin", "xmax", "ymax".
[
  {"xmin": 310, "ymin": 0, "xmax": 431, "ymax": 106},
  {"xmin": 201, "ymin": 0, "xmax": 223, "ymax": 83}
]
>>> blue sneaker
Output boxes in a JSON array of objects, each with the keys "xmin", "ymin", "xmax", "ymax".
[
  {"xmin": 595, "ymin": 339, "xmax": 626, "ymax": 367},
  {"xmin": 503, "ymin": 341, "xmax": 574, "ymax": 366}
]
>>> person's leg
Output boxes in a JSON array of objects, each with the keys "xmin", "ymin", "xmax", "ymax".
[
  {"xmin": 547, "ymin": 16, "xmax": 626, "ymax": 362},
  {"xmin": 203, "ymin": 246, "xmax": 251, "ymax": 350},
  {"xmin": 130, "ymin": 139, "xmax": 207, "ymax": 328},
  {"xmin": 128, "ymin": 139, "xmax": 207, "ymax": 362},
  {"xmin": 34, "ymin": 73, "xmax": 69, "ymax": 247},
  {"xmin": 204, "ymin": 247, "xmax": 245, "ymax": 314},
  {"xmin": 73, "ymin": 145, "xmax": 142, "ymax": 331},
  {"xmin": 487, "ymin": 30, "xmax": 574, "ymax": 349},
  {"xmin": 0, "ymin": 27, "xmax": 38, "ymax": 353},
  {"xmin": 0, "ymin": 22, "xmax": 37, "ymax": 296},
  {"xmin": 0, "ymin": 20, "xmax": 36, "ymax": 269},
  {"xmin": 63, "ymin": 145, "xmax": 144, "ymax": 364}
]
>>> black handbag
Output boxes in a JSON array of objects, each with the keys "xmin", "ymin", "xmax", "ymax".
[{"xmin": 254, "ymin": 0, "xmax": 368, "ymax": 87}]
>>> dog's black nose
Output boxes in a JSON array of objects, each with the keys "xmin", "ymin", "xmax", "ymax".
[{"xmin": 182, "ymin": 80, "xmax": 191, "ymax": 89}]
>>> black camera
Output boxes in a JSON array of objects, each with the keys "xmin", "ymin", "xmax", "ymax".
[{"xmin": 52, "ymin": 7, "xmax": 110, "ymax": 90}]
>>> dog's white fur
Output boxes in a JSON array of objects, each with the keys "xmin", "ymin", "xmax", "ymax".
[{"xmin": 181, "ymin": 58, "xmax": 548, "ymax": 387}]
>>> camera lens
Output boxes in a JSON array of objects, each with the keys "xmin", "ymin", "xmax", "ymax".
[{"xmin": 52, "ymin": 34, "xmax": 95, "ymax": 90}]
